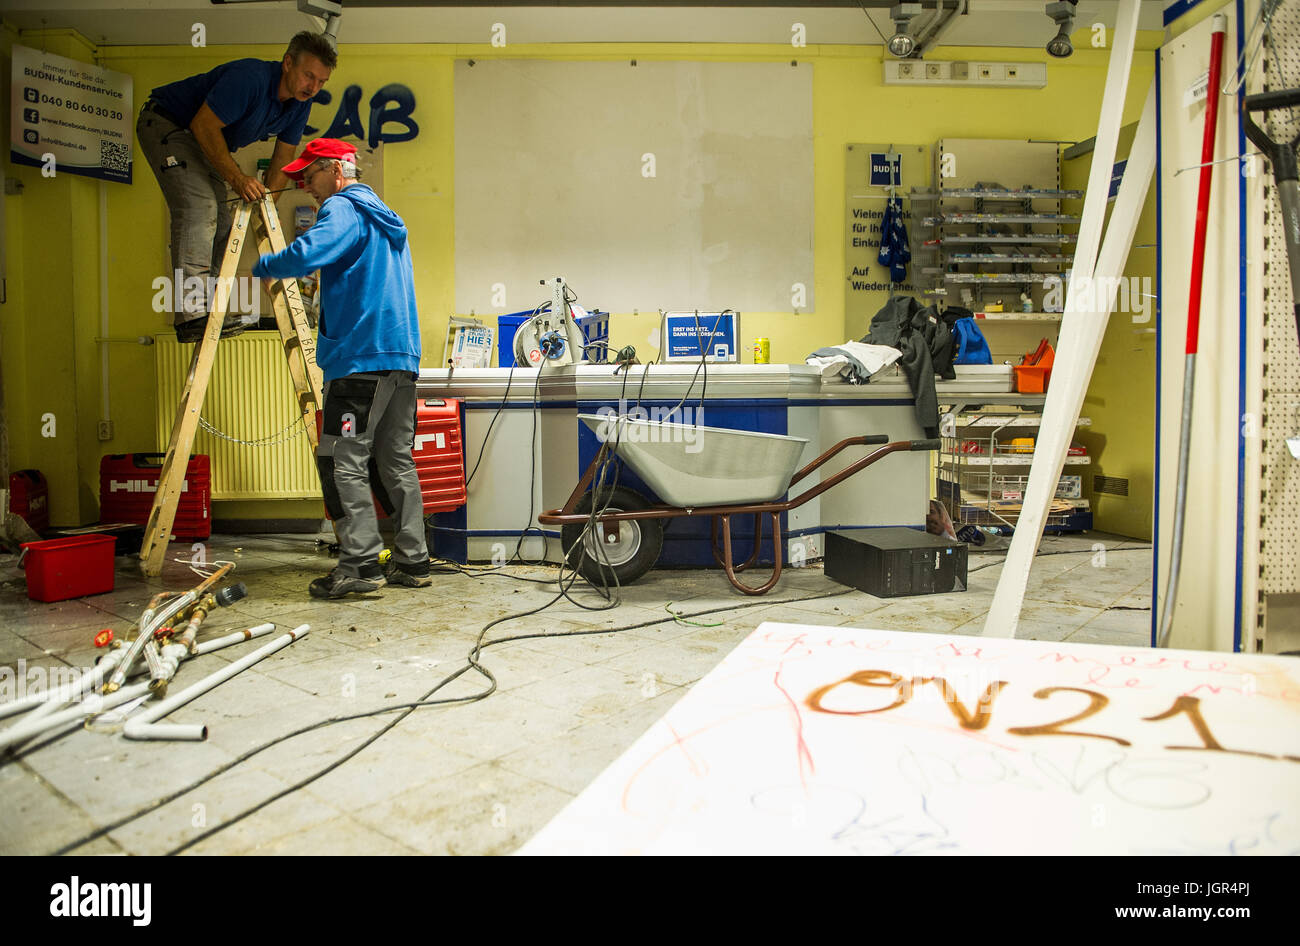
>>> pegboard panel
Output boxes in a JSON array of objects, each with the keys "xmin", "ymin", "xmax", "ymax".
[{"xmin": 1254, "ymin": 0, "xmax": 1300, "ymax": 599}]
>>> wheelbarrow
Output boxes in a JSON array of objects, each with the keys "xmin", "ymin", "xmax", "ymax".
[{"xmin": 539, "ymin": 414, "xmax": 940, "ymax": 595}]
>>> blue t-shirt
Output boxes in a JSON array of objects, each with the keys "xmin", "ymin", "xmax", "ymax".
[{"xmin": 148, "ymin": 59, "xmax": 311, "ymax": 152}]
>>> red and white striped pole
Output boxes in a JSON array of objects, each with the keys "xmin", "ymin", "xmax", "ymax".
[{"xmin": 1159, "ymin": 14, "xmax": 1226, "ymax": 647}]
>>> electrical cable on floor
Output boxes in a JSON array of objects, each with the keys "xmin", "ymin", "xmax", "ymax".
[
  {"xmin": 46, "ymin": 585, "xmax": 855, "ymax": 856},
  {"xmin": 665, "ymin": 601, "xmax": 724, "ymax": 628},
  {"xmin": 45, "ymin": 536, "xmax": 1149, "ymax": 852},
  {"xmin": 173, "ymin": 556, "xmax": 236, "ymax": 581},
  {"xmin": 965, "ymin": 542, "xmax": 1152, "ymax": 573},
  {"xmin": 428, "ymin": 561, "xmax": 559, "ymax": 584}
]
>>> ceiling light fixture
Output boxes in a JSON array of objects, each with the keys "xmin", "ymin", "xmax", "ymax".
[{"xmin": 1045, "ymin": 0, "xmax": 1078, "ymax": 59}]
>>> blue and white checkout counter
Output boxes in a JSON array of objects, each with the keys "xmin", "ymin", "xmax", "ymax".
[{"xmin": 416, "ymin": 364, "xmax": 986, "ymax": 567}]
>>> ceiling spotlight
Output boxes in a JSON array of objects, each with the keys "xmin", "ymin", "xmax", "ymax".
[
  {"xmin": 1045, "ymin": 1, "xmax": 1077, "ymax": 58},
  {"xmin": 888, "ymin": 3, "xmax": 922, "ymax": 59}
]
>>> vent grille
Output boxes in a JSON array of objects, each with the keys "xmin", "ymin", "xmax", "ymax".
[{"xmin": 1094, "ymin": 474, "xmax": 1130, "ymax": 497}]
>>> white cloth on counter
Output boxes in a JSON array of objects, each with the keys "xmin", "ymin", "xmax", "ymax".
[{"xmin": 805, "ymin": 341, "xmax": 903, "ymax": 384}]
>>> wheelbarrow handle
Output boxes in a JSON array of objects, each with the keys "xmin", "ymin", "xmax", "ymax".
[
  {"xmin": 909, "ymin": 439, "xmax": 943, "ymax": 451},
  {"xmin": 862, "ymin": 434, "xmax": 890, "ymax": 445}
]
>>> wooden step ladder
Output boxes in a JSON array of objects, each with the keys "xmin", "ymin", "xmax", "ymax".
[{"xmin": 140, "ymin": 194, "xmax": 324, "ymax": 577}]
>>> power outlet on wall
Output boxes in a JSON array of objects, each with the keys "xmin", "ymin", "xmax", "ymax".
[
  {"xmin": 883, "ymin": 59, "xmax": 1043, "ymax": 88},
  {"xmin": 97, "ymin": 420, "xmax": 114, "ymax": 441}
]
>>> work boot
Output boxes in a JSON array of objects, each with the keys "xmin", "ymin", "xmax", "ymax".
[
  {"xmin": 385, "ymin": 559, "xmax": 433, "ymax": 588},
  {"xmin": 309, "ymin": 564, "xmax": 386, "ymax": 599},
  {"xmin": 174, "ymin": 315, "xmax": 246, "ymax": 344}
]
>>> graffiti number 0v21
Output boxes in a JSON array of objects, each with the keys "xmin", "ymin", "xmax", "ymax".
[{"xmin": 805, "ymin": 670, "xmax": 1299, "ymax": 764}]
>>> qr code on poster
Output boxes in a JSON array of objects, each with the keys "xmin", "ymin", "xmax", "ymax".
[{"xmin": 99, "ymin": 139, "xmax": 129, "ymax": 173}]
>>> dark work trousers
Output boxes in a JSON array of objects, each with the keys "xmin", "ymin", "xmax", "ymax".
[
  {"xmin": 136, "ymin": 105, "xmax": 233, "ymax": 324},
  {"xmin": 318, "ymin": 370, "xmax": 430, "ymax": 576}
]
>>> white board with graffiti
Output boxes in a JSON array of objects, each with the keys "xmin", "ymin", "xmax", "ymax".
[{"xmin": 521, "ymin": 623, "xmax": 1300, "ymax": 855}]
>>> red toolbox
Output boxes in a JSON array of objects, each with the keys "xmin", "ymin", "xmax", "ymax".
[
  {"xmin": 9, "ymin": 469, "xmax": 49, "ymax": 532},
  {"xmin": 315, "ymin": 397, "xmax": 467, "ymax": 518},
  {"xmin": 99, "ymin": 454, "xmax": 211, "ymax": 540},
  {"xmin": 411, "ymin": 397, "xmax": 467, "ymax": 514},
  {"xmin": 21, "ymin": 534, "xmax": 116, "ymax": 602}
]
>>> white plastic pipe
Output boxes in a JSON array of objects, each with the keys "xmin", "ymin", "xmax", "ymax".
[
  {"xmin": 0, "ymin": 624, "xmax": 275, "ymax": 719},
  {"xmin": 0, "ymin": 648, "xmax": 124, "ymax": 720},
  {"xmin": 192, "ymin": 623, "xmax": 275, "ymax": 656},
  {"xmin": 124, "ymin": 625, "xmax": 308, "ymax": 742},
  {"xmin": 0, "ymin": 624, "xmax": 276, "ymax": 749},
  {"xmin": 0, "ymin": 682, "xmax": 153, "ymax": 752}
]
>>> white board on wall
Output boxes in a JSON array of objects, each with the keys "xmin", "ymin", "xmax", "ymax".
[{"xmin": 453, "ymin": 60, "xmax": 814, "ymax": 316}]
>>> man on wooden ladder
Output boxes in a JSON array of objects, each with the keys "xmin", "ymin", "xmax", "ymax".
[
  {"xmin": 253, "ymin": 138, "xmax": 432, "ymax": 598},
  {"xmin": 137, "ymin": 31, "xmax": 335, "ymax": 342}
]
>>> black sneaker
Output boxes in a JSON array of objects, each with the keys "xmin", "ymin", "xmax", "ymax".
[
  {"xmin": 309, "ymin": 565, "xmax": 386, "ymax": 599},
  {"xmin": 174, "ymin": 315, "xmax": 247, "ymax": 344},
  {"xmin": 385, "ymin": 559, "xmax": 433, "ymax": 588}
]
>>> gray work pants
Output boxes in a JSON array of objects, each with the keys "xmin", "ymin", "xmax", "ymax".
[
  {"xmin": 136, "ymin": 105, "xmax": 233, "ymax": 324},
  {"xmin": 317, "ymin": 371, "xmax": 430, "ymax": 576}
]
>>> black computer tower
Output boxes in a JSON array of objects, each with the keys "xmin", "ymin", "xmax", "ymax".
[{"xmin": 824, "ymin": 528, "xmax": 967, "ymax": 597}]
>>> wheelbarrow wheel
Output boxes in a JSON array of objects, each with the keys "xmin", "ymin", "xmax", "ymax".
[{"xmin": 562, "ymin": 486, "xmax": 663, "ymax": 588}]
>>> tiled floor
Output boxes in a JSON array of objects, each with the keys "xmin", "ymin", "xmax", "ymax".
[{"xmin": 0, "ymin": 529, "xmax": 1152, "ymax": 855}]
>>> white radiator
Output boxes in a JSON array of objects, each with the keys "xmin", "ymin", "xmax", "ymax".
[{"xmin": 155, "ymin": 333, "xmax": 318, "ymax": 500}]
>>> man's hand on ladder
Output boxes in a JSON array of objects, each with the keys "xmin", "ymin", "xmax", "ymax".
[{"xmin": 230, "ymin": 171, "xmax": 267, "ymax": 203}]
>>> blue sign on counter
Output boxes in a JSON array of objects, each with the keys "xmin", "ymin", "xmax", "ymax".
[{"xmin": 662, "ymin": 311, "xmax": 740, "ymax": 362}]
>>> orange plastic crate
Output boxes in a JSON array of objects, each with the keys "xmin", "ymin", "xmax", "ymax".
[{"xmin": 1013, "ymin": 364, "xmax": 1052, "ymax": 393}]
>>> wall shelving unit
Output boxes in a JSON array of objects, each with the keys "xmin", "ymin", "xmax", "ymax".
[{"xmin": 920, "ymin": 140, "xmax": 1090, "ymax": 535}]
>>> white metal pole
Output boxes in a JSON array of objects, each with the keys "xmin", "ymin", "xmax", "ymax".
[{"xmin": 983, "ymin": 0, "xmax": 1144, "ymax": 637}]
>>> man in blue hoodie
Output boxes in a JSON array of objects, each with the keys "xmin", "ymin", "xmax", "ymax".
[{"xmin": 253, "ymin": 138, "xmax": 431, "ymax": 598}]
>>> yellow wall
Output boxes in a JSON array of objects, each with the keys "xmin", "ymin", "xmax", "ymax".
[
  {"xmin": 2, "ymin": 28, "xmax": 107, "ymax": 526},
  {"xmin": 1064, "ymin": 122, "xmax": 1158, "ymax": 541},
  {"xmin": 3, "ymin": 27, "xmax": 1158, "ymax": 524}
]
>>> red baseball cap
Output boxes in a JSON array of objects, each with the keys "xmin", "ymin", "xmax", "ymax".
[{"xmin": 281, "ymin": 138, "xmax": 358, "ymax": 181}]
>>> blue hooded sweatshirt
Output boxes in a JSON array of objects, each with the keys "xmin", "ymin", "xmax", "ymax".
[{"xmin": 253, "ymin": 183, "xmax": 421, "ymax": 382}]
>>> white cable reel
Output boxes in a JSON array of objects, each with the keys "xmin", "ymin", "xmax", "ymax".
[{"xmin": 513, "ymin": 276, "xmax": 586, "ymax": 368}]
